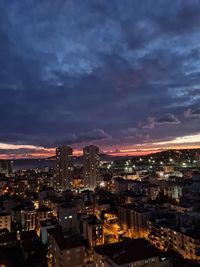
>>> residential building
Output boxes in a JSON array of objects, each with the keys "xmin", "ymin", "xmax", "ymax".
[
  {"xmin": 148, "ymin": 219, "xmax": 200, "ymax": 261},
  {"xmin": 0, "ymin": 212, "xmax": 11, "ymax": 232},
  {"xmin": 118, "ymin": 205, "xmax": 151, "ymax": 238},
  {"xmin": 48, "ymin": 228, "xmax": 85, "ymax": 267},
  {"xmin": 83, "ymin": 145, "xmax": 100, "ymax": 190},
  {"xmin": 0, "ymin": 160, "xmax": 12, "ymax": 177},
  {"xmin": 37, "ymin": 206, "xmax": 53, "ymax": 227},
  {"xmin": 58, "ymin": 203, "xmax": 78, "ymax": 232},
  {"xmin": 82, "ymin": 215, "xmax": 104, "ymax": 247},
  {"xmin": 40, "ymin": 219, "xmax": 58, "ymax": 245},
  {"xmin": 21, "ymin": 208, "xmax": 37, "ymax": 231},
  {"xmin": 94, "ymin": 239, "xmax": 171, "ymax": 267},
  {"xmin": 56, "ymin": 145, "xmax": 73, "ymax": 191}
]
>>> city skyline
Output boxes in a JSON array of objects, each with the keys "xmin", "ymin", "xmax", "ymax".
[{"xmin": 1, "ymin": 0, "xmax": 200, "ymax": 159}]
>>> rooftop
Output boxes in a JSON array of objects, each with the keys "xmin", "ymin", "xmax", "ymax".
[
  {"xmin": 0, "ymin": 232, "xmax": 16, "ymax": 245},
  {"xmin": 40, "ymin": 219, "xmax": 57, "ymax": 227},
  {"xmin": 0, "ymin": 211, "xmax": 10, "ymax": 217},
  {"xmin": 50, "ymin": 228, "xmax": 84, "ymax": 251},
  {"xmin": 20, "ymin": 230, "xmax": 38, "ymax": 241},
  {"xmin": 95, "ymin": 239, "xmax": 166, "ymax": 265},
  {"xmin": 37, "ymin": 206, "xmax": 52, "ymax": 212}
]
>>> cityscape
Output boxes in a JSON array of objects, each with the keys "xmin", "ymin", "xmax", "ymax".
[
  {"xmin": 1, "ymin": 147, "xmax": 200, "ymax": 266},
  {"xmin": 1, "ymin": 0, "xmax": 200, "ymax": 267}
]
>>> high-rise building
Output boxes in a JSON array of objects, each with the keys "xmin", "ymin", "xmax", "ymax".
[
  {"xmin": 196, "ymin": 152, "xmax": 200, "ymax": 168},
  {"xmin": 83, "ymin": 145, "xmax": 100, "ymax": 190},
  {"xmin": 56, "ymin": 145, "xmax": 73, "ymax": 191},
  {"xmin": 0, "ymin": 160, "xmax": 12, "ymax": 177}
]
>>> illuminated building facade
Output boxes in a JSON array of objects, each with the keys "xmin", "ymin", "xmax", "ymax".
[
  {"xmin": 21, "ymin": 208, "xmax": 37, "ymax": 231},
  {"xmin": 36, "ymin": 207, "xmax": 53, "ymax": 227},
  {"xmin": 118, "ymin": 205, "xmax": 151, "ymax": 238},
  {"xmin": 148, "ymin": 219, "xmax": 200, "ymax": 261},
  {"xmin": 0, "ymin": 212, "xmax": 11, "ymax": 232}
]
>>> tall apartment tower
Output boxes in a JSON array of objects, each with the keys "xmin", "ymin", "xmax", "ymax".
[
  {"xmin": 196, "ymin": 152, "xmax": 200, "ymax": 168},
  {"xmin": 83, "ymin": 145, "xmax": 100, "ymax": 190},
  {"xmin": 56, "ymin": 145, "xmax": 73, "ymax": 191},
  {"xmin": 0, "ymin": 160, "xmax": 12, "ymax": 177}
]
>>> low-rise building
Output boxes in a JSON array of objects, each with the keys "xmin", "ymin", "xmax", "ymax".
[
  {"xmin": 118, "ymin": 205, "xmax": 152, "ymax": 238},
  {"xmin": 58, "ymin": 202, "xmax": 78, "ymax": 232},
  {"xmin": 48, "ymin": 228, "xmax": 85, "ymax": 267},
  {"xmin": 40, "ymin": 219, "xmax": 58, "ymax": 245},
  {"xmin": 0, "ymin": 229, "xmax": 16, "ymax": 247},
  {"xmin": 82, "ymin": 215, "xmax": 104, "ymax": 247},
  {"xmin": 94, "ymin": 239, "xmax": 171, "ymax": 267},
  {"xmin": 38, "ymin": 187, "xmax": 55, "ymax": 207},
  {"xmin": 21, "ymin": 207, "xmax": 37, "ymax": 231},
  {"xmin": 0, "ymin": 212, "xmax": 11, "ymax": 232},
  {"xmin": 37, "ymin": 206, "xmax": 53, "ymax": 225},
  {"xmin": 148, "ymin": 218, "xmax": 200, "ymax": 262}
]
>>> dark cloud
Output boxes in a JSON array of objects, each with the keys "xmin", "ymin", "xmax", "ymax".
[
  {"xmin": 155, "ymin": 1, "xmax": 200, "ymax": 35},
  {"xmin": 46, "ymin": 129, "xmax": 112, "ymax": 148},
  {"xmin": 156, "ymin": 114, "xmax": 180, "ymax": 125},
  {"xmin": 0, "ymin": 0, "xmax": 200, "ymax": 155},
  {"xmin": 143, "ymin": 114, "xmax": 180, "ymax": 129},
  {"xmin": 184, "ymin": 108, "xmax": 200, "ymax": 118}
]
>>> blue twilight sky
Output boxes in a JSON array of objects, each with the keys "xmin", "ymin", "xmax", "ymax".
[{"xmin": 1, "ymin": 0, "xmax": 200, "ymax": 157}]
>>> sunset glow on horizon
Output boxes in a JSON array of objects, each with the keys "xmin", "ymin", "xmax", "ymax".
[{"xmin": 1, "ymin": 132, "xmax": 200, "ymax": 159}]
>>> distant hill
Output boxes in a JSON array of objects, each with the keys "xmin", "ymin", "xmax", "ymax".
[{"xmin": 11, "ymin": 148, "xmax": 200, "ymax": 170}]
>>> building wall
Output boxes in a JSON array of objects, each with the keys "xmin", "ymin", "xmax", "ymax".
[
  {"xmin": 94, "ymin": 252, "xmax": 171, "ymax": 267},
  {"xmin": 37, "ymin": 210, "xmax": 53, "ymax": 222},
  {"xmin": 148, "ymin": 221, "xmax": 200, "ymax": 261},
  {"xmin": 49, "ymin": 236, "xmax": 85, "ymax": 267},
  {"xmin": 0, "ymin": 214, "xmax": 11, "ymax": 232},
  {"xmin": 58, "ymin": 205, "xmax": 78, "ymax": 232},
  {"xmin": 21, "ymin": 210, "xmax": 37, "ymax": 231},
  {"xmin": 82, "ymin": 219, "xmax": 104, "ymax": 247},
  {"xmin": 87, "ymin": 223, "xmax": 104, "ymax": 247},
  {"xmin": 118, "ymin": 206, "xmax": 150, "ymax": 238},
  {"xmin": 0, "ymin": 160, "xmax": 12, "ymax": 177},
  {"xmin": 56, "ymin": 145, "xmax": 73, "ymax": 191},
  {"xmin": 83, "ymin": 145, "xmax": 100, "ymax": 190},
  {"xmin": 40, "ymin": 224, "xmax": 56, "ymax": 244}
]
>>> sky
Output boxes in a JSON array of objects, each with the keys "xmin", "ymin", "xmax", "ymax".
[{"xmin": 1, "ymin": 0, "xmax": 200, "ymax": 158}]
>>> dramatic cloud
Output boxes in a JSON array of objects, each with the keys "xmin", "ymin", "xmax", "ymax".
[
  {"xmin": 46, "ymin": 129, "xmax": 112, "ymax": 147},
  {"xmin": 1, "ymin": 0, "xmax": 200, "ymax": 157},
  {"xmin": 184, "ymin": 108, "xmax": 200, "ymax": 118},
  {"xmin": 143, "ymin": 114, "xmax": 180, "ymax": 129}
]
